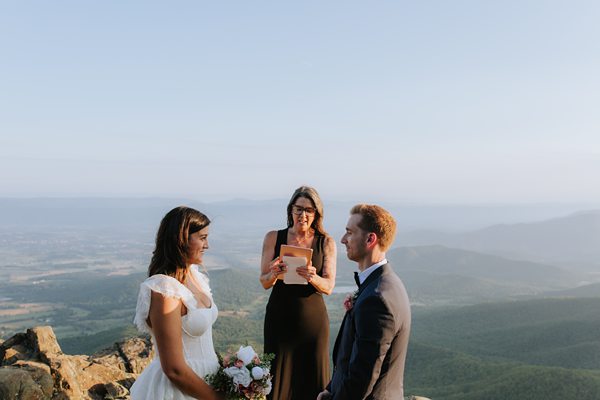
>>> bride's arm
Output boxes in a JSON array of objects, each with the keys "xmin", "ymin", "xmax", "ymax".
[{"xmin": 149, "ymin": 291, "xmax": 217, "ymax": 400}]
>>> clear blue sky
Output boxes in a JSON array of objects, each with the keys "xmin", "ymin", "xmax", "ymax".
[{"xmin": 1, "ymin": 1, "xmax": 599, "ymax": 204}]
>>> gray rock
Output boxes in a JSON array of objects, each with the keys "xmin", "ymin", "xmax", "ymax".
[
  {"xmin": 0, "ymin": 367, "xmax": 49, "ymax": 400},
  {"xmin": 0, "ymin": 326, "xmax": 153, "ymax": 400},
  {"xmin": 12, "ymin": 360, "xmax": 54, "ymax": 397}
]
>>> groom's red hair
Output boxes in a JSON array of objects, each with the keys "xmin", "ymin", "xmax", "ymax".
[{"xmin": 350, "ymin": 204, "xmax": 397, "ymax": 252}]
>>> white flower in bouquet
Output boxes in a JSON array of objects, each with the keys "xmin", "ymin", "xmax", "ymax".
[
  {"xmin": 224, "ymin": 366, "xmax": 252, "ymax": 388},
  {"xmin": 236, "ymin": 345, "xmax": 257, "ymax": 365},
  {"xmin": 251, "ymin": 366, "xmax": 265, "ymax": 380}
]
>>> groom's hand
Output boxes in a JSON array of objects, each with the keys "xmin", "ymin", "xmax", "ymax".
[{"xmin": 316, "ymin": 389, "xmax": 332, "ymax": 400}]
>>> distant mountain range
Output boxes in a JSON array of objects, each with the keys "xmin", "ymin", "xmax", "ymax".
[
  {"xmin": 397, "ymin": 210, "xmax": 600, "ymax": 271},
  {"xmin": 3, "ymin": 196, "xmax": 597, "ymax": 307},
  {"xmin": 1, "ymin": 197, "xmax": 595, "ymax": 232},
  {"xmin": 543, "ymin": 282, "xmax": 600, "ymax": 298},
  {"xmin": 388, "ymin": 245, "xmax": 580, "ymax": 287},
  {"xmin": 335, "ymin": 244, "xmax": 590, "ymax": 306},
  {"xmin": 2, "ymin": 197, "xmax": 598, "ymax": 270}
]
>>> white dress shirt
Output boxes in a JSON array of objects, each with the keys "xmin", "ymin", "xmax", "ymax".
[{"xmin": 357, "ymin": 258, "xmax": 388, "ymax": 285}]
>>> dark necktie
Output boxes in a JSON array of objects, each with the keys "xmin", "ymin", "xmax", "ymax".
[{"xmin": 353, "ymin": 271, "xmax": 361, "ymax": 287}]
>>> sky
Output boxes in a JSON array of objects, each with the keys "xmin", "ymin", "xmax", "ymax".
[{"xmin": 1, "ymin": 1, "xmax": 599, "ymax": 204}]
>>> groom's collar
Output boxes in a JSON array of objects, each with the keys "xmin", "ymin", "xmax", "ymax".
[{"xmin": 357, "ymin": 259, "xmax": 388, "ymax": 285}]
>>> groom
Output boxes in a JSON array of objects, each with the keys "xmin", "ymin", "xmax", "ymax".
[{"xmin": 318, "ymin": 204, "xmax": 411, "ymax": 400}]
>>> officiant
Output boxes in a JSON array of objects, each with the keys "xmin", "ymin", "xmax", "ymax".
[{"xmin": 259, "ymin": 185, "xmax": 337, "ymax": 400}]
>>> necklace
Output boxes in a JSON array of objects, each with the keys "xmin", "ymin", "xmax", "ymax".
[{"xmin": 288, "ymin": 229, "xmax": 314, "ymax": 248}]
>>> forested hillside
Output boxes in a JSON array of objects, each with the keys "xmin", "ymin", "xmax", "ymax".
[
  {"xmin": 3, "ymin": 266, "xmax": 600, "ymax": 399},
  {"xmin": 412, "ymin": 297, "xmax": 600, "ymax": 370},
  {"xmin": 406, "ymin": 342, "xmax": 600, "ymax": 400}
]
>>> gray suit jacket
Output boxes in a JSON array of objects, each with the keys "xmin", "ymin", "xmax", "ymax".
[{"xmin": 327, "ymin": 263, "xmax": 411, "ymax": 399}]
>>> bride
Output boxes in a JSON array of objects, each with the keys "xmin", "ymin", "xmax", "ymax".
[{"xmin": 130, "ymin": 206, "xmax": 219, "ymax": 400}]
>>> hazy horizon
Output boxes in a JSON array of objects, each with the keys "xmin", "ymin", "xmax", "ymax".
[{"xmin": 2, "ymin": 194, "xmax": 600, "ymax": 206}]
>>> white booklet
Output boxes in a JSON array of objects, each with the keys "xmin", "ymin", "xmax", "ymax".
[
  {"xmin": 282, "ymin": 256, "xmax": 309, "ymax": 285},
  {"xmin": 280, "ymin": 244, "xmax": 312, "ymax": 285}
]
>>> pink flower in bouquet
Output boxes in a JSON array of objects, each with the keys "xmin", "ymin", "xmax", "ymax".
[
  {"xmin": 253, "ymin": 355, "xmax": 261, "ymax": 365},
  {"xmin": 222, "ymin": 355, "xmax": 230, "ymax": 366},
  {"xmin": 235, "ymin": 359, "xmax": 245, "ymax": 368}
]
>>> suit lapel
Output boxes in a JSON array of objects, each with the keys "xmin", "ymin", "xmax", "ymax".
[
  {"xmin": 356, "ymin": 263, "xmax": 386, "ymax": 298},
  {"xmin": 332, "ymin": 311, "xmax": 348, "ymax": 363},
  {"xmin": 333, "ymin": 264, "xmax": 389, "ymax": 364}
]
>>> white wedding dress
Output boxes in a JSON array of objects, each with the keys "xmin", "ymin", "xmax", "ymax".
[{"xmin": 130, "ymin": 265, "xmax": 219, "ymax": 400}]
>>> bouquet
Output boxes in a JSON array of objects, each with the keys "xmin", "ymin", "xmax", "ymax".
[{"xmin": 206, "ymin": 346, "xmax": 274, "ymax": 400}]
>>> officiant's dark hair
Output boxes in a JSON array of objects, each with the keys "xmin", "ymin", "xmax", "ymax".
[
  {"xmin": 148, "ymin": 206, "xmax": 211, "ymax": 284},
  {"xmin": 286, "ymin": 185, "xmax": 327, "ymax": 236}
]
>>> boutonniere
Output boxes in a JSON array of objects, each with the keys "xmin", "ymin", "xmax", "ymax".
[{"xmin": 343, "ymin": 290, "xmax": 359, "ymax": 312}]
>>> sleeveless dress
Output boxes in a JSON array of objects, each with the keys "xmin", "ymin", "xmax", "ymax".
[
  {"xmin": 264, "ymin": 229, "xmax": 330, "ymax": 400},
  {"xmin": 130, "ymin": 265, "xmax": 219, "ymax": 400}
]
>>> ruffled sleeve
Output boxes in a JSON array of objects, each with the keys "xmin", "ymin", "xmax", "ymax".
[{"xmin": 133, "ymin": 274, "xmax": 196, "ymax": 334}]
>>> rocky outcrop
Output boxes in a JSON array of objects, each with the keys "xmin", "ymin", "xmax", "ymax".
[
  {"xmin": 0, "ymin": 326, "xmax": 153, "ymax": 400},
  {"xmin": 1, "ymin": 326, "xmax": 430, "ymax": 400}
]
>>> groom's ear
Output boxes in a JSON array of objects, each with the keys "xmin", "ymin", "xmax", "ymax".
[{"xmin": 366, "ymin": 232, "xmax": 377, "ymax": 248}]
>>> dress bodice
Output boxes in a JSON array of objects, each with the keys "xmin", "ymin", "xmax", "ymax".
[
  {"xmin": 131, "ymin": 265, "xmax": 220, "ymax": 399},
  {"xmin": 133, "ymin": 265, "xmax": 219, "ymax": 362},
  {"xmin": 179, "ymin": 301, "xmax": 218, "ymax": 362},
  {"xmin": 182, "ymin": 302, "xmax": 218, "ymax": 337}
]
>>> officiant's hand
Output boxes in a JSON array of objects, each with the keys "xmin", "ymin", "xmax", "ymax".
[
  {"xmin": 296, "ymin": 263, "xmax": 317, "ymax": 283},
  {"xmin": 316, "ymin": 389, "xmax": 332, "ymax": 400},
  {"xmin": 269, "ymin": 256, "xmax": 287, "ymax": 279}
]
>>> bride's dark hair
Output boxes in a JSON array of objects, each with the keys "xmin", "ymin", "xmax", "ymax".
[{"xmin": 148, "ymin": 206, "xmax": 210, "ymax": 284}]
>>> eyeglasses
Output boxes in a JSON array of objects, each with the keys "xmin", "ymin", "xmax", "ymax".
[{"xmin": 292, "ymin": 205, "xmax": 316, "ymax": 216}]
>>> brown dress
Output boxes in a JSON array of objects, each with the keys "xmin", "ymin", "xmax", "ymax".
[{"xmin": 264, "ymin": 228, "xmax": 330, "ymax": 400}]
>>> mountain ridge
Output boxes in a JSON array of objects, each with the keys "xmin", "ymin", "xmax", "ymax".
[{"xmin": 397, "ymin": 210, "xmax": 600, "ymax": 271}]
